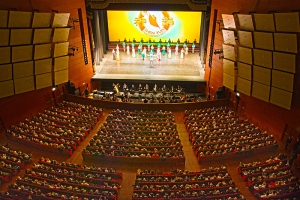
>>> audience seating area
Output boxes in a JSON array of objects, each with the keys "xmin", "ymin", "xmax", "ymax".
[
  {"xmin": 0, "ymin": 146, "xmax": 32, "ymax": 186},
  {"xmin": 5, "ymin": 101, "xmax": 102, "ymax": 156},
  {"xmin": 183, "ymin": 107, "xmax": 278, "ymax": 162},
  {"xmin": 6, "ymin": 158, "xmax": 122, "ymax": 200},
  {"xmin": 238, "ymin": 154, "xmax": 300, "ymax": 200},
  {"xmin": 82, "ymin": 109, "xmax": 185, "ymax": 164},
  {"xmin": 132, "ymin": 167, "xmax": 245, "ymax": 199}
]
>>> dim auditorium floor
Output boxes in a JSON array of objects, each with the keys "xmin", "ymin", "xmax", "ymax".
[{"xmin": 0, "ymin": 110, "xmax": 298, "ymax": 200}]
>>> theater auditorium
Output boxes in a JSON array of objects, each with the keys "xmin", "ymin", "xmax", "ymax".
[{"xmin": 0, "ymin": 0, "xmax": 300, "ymax": 199}]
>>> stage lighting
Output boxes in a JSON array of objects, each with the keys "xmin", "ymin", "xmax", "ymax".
[{"xmin": 236, "ymin": 92, "xmax": 240, "ymax": 99}]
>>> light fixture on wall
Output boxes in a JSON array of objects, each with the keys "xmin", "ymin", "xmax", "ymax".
[
  {"xmin": 52, "ymin": 85, "xmax": 58, "ymax": 91},
  {"xmin": 69, "ymin": 46, "xmax": 78, "ymax": 51},
  {"xmin": 216, "ymin": 20, "xmax": 223, "ymax": 31},
  {"xmin": 213, "ymin": 49, "xmax": 223, "ymax": 55},
  {"xmin": 68, "ymin": 46, "xmax": 78, "ymax": 56},
  {"xmin": 69, "ymin": 18, "xmax": 80, "ymax": 29},
  {"xmin": 213, "ymin": 49, "xmax": 224, "ymax": 59}
]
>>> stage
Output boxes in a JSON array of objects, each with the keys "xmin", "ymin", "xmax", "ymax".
[{"xmin": 91, "ymin": 49, "xmax": 206, "ymax": 92}]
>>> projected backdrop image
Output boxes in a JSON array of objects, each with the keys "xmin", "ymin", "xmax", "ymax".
[{"xmin": 107, "ymin": 11, "xmax": 202, "ymax": 43}]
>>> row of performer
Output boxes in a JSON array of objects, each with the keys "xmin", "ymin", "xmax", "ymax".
[
  {"xmin": 112, "ymin": 45, "xmax": 191, "ymax": 61},
  {"xmin": 120, "ymin": 42, "xmax": 196, "ymax": 53}
]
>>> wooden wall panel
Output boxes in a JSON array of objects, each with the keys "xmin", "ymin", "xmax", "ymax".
[
  {"xmin": 223, "ymin": 59, "xmax": 235, "ymax": 76},
  {"xmin": 0, "ymin": 64, "xmax": 12, "ymax": 81},
  {"xmin": 0, "ymin": 0, "xmax": 93, "ymax": 128},
  {"xmin": 272, "ymin": 70, "xmax": 294, "ymax": 92},
  {"xmin": 273, "ymin": 52, "xmax": 296, "ymax": 73},
  {"xmin": 252, "ymin": 82, "xmax": 270, "ymax": 103},
  {"xmin": 205, "ymin": 0, "xmax": 300, "ymax": 138},
  {"xmin": 253, "ymin": 49, "xmax": 272, "ymax": 69},
  {"xmin": 237, "ymin": 77, "xmax": 251, "ymax": 96},
  {"xmin": 253, "ymin": 65, "xmax": 271, "ymax": 86},
  {"xmin": 237, "ymin": 62, "xmax": 251, "ymax": 81}
]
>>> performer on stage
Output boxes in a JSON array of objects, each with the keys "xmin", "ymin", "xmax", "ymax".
[
  {"xmin": 157, "ymin": 42, "xmax": 161, "ymax": 49},
  {"xmin": 116, "ymin": 44, "xmax": 119, "ymax": 52},
  {"xmin": 168, "ymin": 48, "xmax": 172, "ymax": 59},
  {"xmin": 157, "ymin": 48, "xmax": 161, "ymax": 61},
  {"xmin": 122, "ymin": 41, "xmax": 126, "ymax": 51},
  {"xmin": 116, "ymin": 48, "xmax": 120, "ymax": 61},
  {"xmin": 183, "ymin": 42, "xmax": 187, "ymax": 49},
  {"xmin": 186, "ymin": 46, "xmax": 189, "ymax": 55},
  {"xmin": 131, "ymin": 41, "xmax": 135, "ymax": 49},
  {"xmin": 149, "ymin": 51, "xmax": 154, "ymax": 66},
  {"xmin": 126, "ymin": 44, "xmax": 130, "ymax": 55},
  {"xmin": 142, "ymin": 48, "xmax": 146, "ymax": 60},
  {"xmin": 180, "ymin": 48, "xmax": 185, "ymax": 59},
  {"xmin": 147, "ymin": 42, "xmax": 151, "ymax": 52},
  {"xmin": 112, "ymin": 49, "xmax": 116, "ymax": 60},
  {"xmin": 192, "ymin": 42, "xmax": 195, "ymax": 53},
  {"xmin": 138, "ymin": 44, "xmax": 141, "ymax": 54},
  {"xmin": 151, "ymin": 45, "xmax": 154, "ymax": 53},
  {"xmin": 175, "ymin": 45, "xmax": 179, "ymax": 56},
  {"xmin": 132, "ymin": 47, "xmax": 136, "ymax": 58},
  {"xmin": 167, "ymin": 42, "xmax": 170, "ymax": 51},
  {"xmin": 162, "ymin": 46, "xmax": 166, "ymax": 56}
]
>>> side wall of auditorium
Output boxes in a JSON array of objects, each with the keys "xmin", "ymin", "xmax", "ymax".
[
  {"xmin": 0, "ymin": 0, "xmax": 94, "ymax": 129},
  {"xmin": 205, "ymin": 0, "xmax": 300, "ymax": 139}
]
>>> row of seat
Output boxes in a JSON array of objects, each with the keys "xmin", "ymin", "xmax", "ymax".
[
  {"xmin": 238, "ymin": 154, "xmax": 300, "ymax": 199},
  {"xmin": 5, "ymin": 101, "xmax": 102, "ymax": 156},
  {"xmin": 132, "ymin": 167, "xmax": 245, "ymax": 199},
  {"xmin": 83, "ymin": 109, "xmax": 185, "ymax": 164},
  {"xmin": 183, "ymin": 107, "xmax": 278, "ymax": 162},
  {"xmin": 0, "ymin": 145, "xmax": 32, "ymax": 186},
  {"xmin": 3, "ymin": 158, "xmax": 122, "ymax": 200}
]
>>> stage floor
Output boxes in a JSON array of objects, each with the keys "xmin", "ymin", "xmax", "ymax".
[{"xmin": 92, "ymin": 50, "xmax": 205, "ymax": 82}]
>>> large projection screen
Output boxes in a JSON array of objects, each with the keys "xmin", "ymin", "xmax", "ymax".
[{"xmin": 107, "ymin": 11, "xmax": 202, "ymax": 42}]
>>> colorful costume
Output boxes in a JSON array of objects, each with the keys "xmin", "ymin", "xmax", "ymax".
[
  {"xmin": 192, "ymin": 43, "xmax": 195, "ymax": 53},
  {"xmin": 162, "ymin": 46, "xmax": 166, "ymax": 55}
]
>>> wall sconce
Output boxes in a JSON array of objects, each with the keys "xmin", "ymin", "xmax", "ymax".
[
  {"xmin": 214, "ymin": 49, "xmax": 223, "ymax": 59},
  {"xmin": 69, "ymin": 18, "xmax": 80, "ymax": 29},
  {"xmin": 236, "ymin": 92, "xmax": 240, "ymax": 99},
  {"xmin": 52, "ymin": 85, "xmax": 58, "ymax": 91},
  {"xmin": 69, "ymin": 46, "xmax": 78, "ymax": 51},
  {"xmin": 216, "ymin": 20, "xmax": 223, "ymax": 31},
  {"xmin": 68, "ymin": 46, "xmax": 78, "ymax": 56},
  {"xmin": 214, "ymin": 49, "xmax": 223, "ymax": 55}
]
